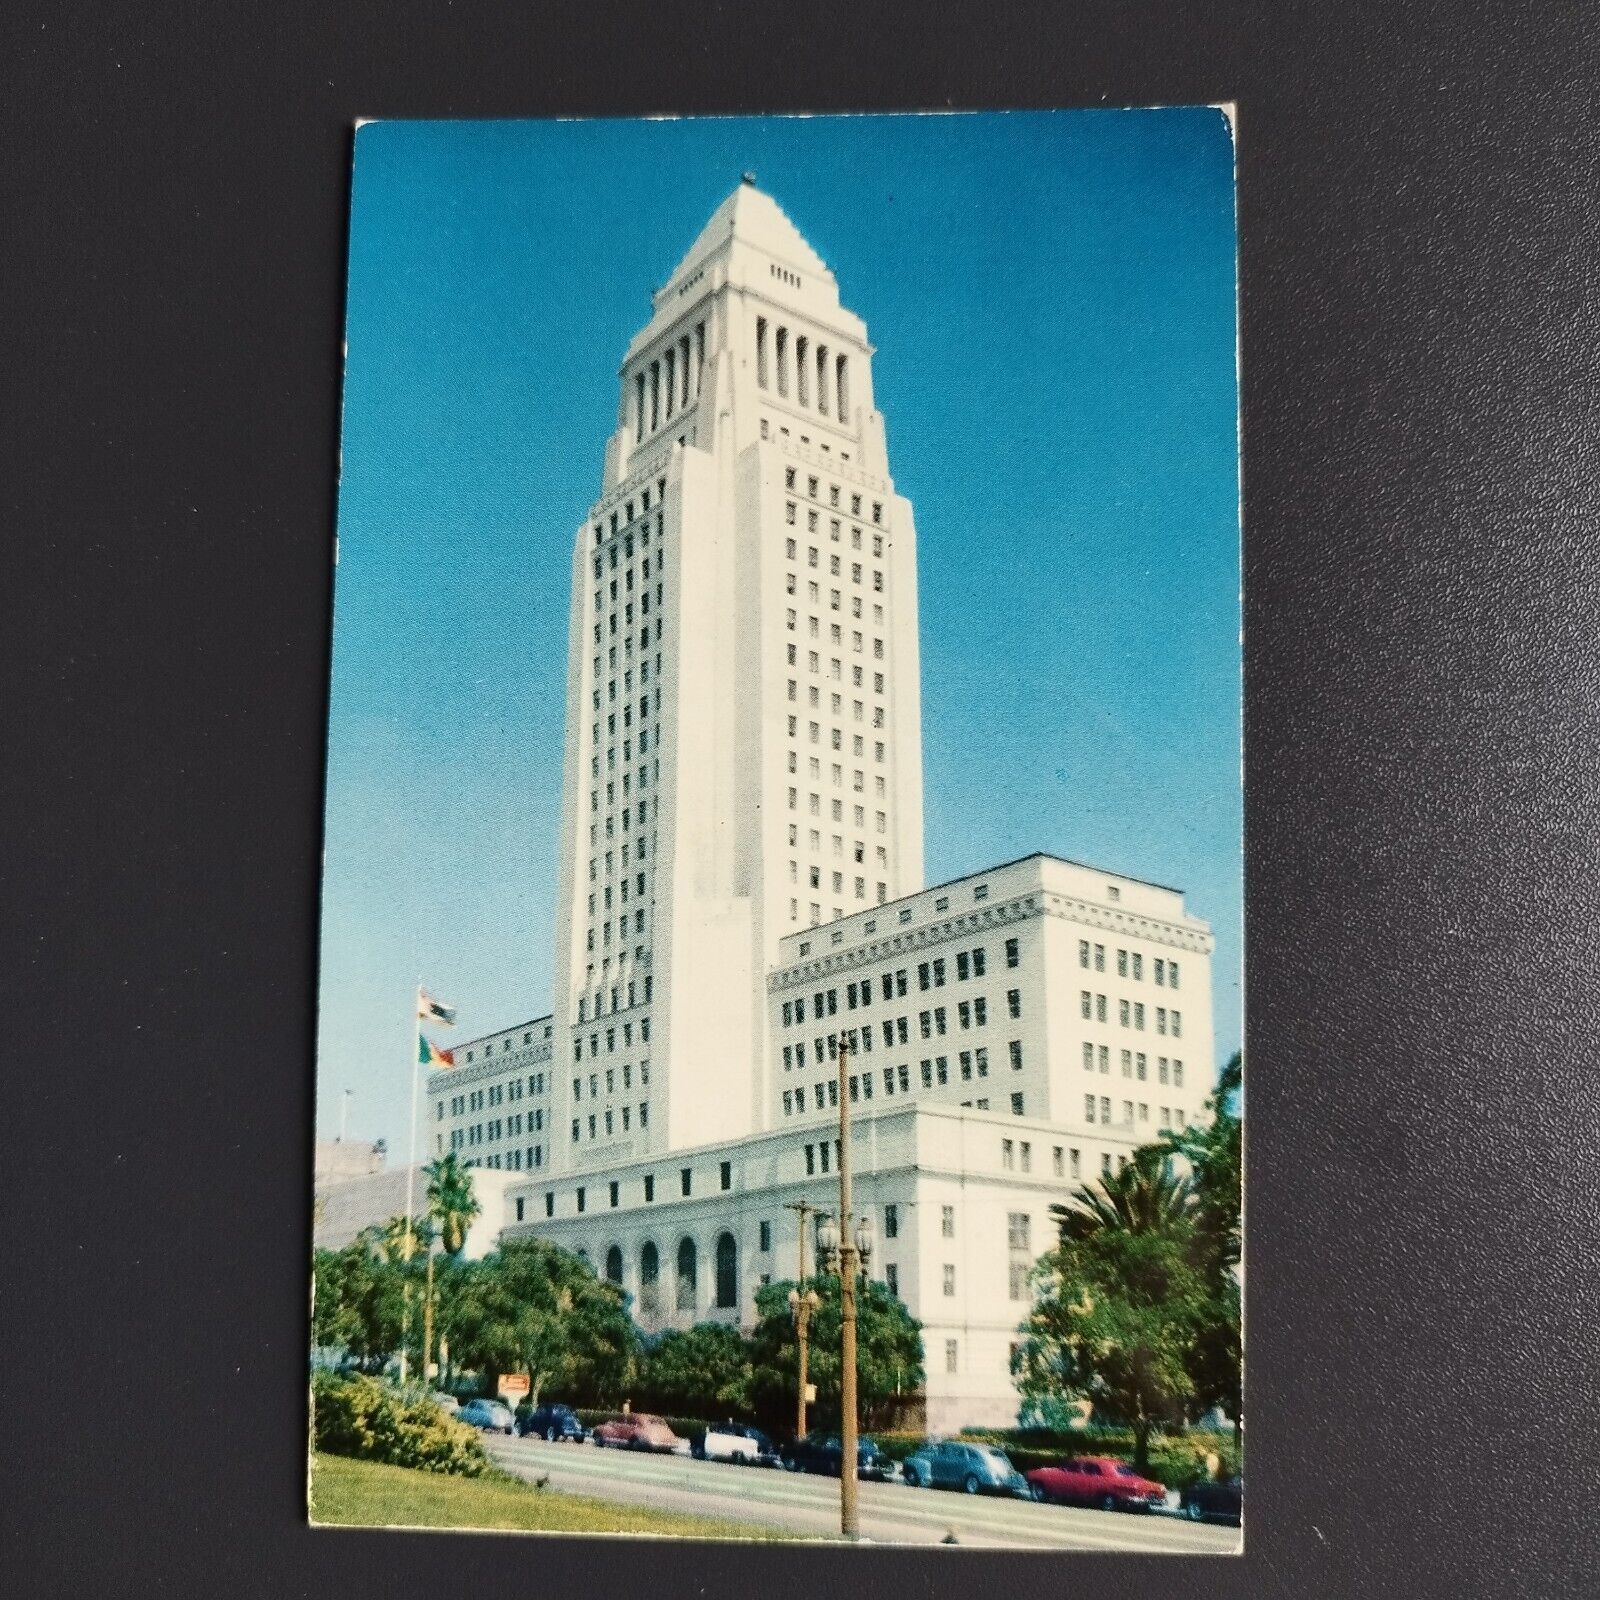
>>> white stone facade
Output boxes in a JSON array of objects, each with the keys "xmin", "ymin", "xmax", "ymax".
[
  {"xmin": 425, "ymin": 1017, "xmax": 554, "ymax": 1174},
  {"xmin": 767, "ymin": 854, "xmax": 1214, "ymax": 1143},
  {"xmin": 498, "ymin": 1102, "xmax": 1149, "ymax": 1431}
]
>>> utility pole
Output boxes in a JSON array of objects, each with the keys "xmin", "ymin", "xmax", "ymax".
[
  {"xmin": 837, "ymin": 1034, "xmax": 859, "ymax": 1542},
  {"xmin": 783, "ymin": 1200, "xmax": 819, "ymax": 1440}
]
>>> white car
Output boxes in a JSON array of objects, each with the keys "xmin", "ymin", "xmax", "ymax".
[
  {"xmin": 691, "ymin": 1422, "xmax": 780, "ymax": 1466},
  {"xmin": 431, "ymin": 1393, "xmax": 460, "ymax": 1416}
]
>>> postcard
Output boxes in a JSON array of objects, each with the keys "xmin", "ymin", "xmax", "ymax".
[{"xmin": 310, "ymin": 109, "xmax": 1242, "ymax": 1550}]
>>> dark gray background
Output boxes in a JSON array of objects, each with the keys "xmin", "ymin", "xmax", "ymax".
[{"xmin": 5, "ymin": 2, "xmax": 1598, "ymax": 1595}]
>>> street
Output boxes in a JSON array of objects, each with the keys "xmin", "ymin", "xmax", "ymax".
[{"xmin": 486, "ymin": 1435, "xmax": 1241, "ymax": 1552}]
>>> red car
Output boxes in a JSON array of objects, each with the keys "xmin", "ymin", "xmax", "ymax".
[
  {"xmin": 589, "ymin": 1413, "xmax": 684, "ymax": 1453},
  {"xmin": 1025, "ymin": 1455, "xmax": 1168, "ymax": 1513}
]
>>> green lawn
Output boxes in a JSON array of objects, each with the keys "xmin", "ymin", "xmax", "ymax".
[{"xmin": 309, "ymin": 1453, "xmax": 794, "ymax": 1541}]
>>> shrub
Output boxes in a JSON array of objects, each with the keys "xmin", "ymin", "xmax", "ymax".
[{"xmin": 312, "ymin": 1372, "xmax": 490, "ymax": 1477}]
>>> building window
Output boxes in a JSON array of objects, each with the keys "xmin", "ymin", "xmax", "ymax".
[
  {"xmin": 720, "ymin": 1159, "xmax": 732, "ymax": 1191},
  {"xmin": 1007, "ymin": 988, "xmax": 1021, "ymax": 1019},
  {"xmin": 1009, "ymin": 1261, "xmax": 1031, "ymax": 1301},
  {"xmin": 676, "ymin": 1237, "xmax": 698, "ymax": 1312},
  {"xmin": 515, "ymin": 1197, "xmax": 525, "ymax": 1222},
  {"xmin": 884, "ymin": 1203, "xmax": 899, "ymax": 1239},
  {"xmin": 715, "ymin": 1231, "xmax": 738, "ymax": 1309},
  {"xmin": 639, "ymin": 1241, "xmax": 660, "ymax": 1314},
  {"xmin": 681, "ymin": 1166, "xmax": 693, "ymax": 1197},
  {"xmin": 945, "ymin": 1337, "xmax": 959, "ymax": 1372},
  {"xmin": 1001, "ymin": 1138, "xmax": 1015, "ymax": 1170},
  {"xmin": 643, "ymin": 1173, "xmax": 655, "ymax": 1202},
  {"xmin": 609, "ymin": 1180, "xmax": 619, "ymax": 1207},
  {"xmin": 1009, "ymin": 1040, "xmax": 1024, "ymax": 1071},
  {"xmin": 605, "ymin": 1245, "xmax": 623, "ymax": 1285},
  {"xmin": 1011, "ymin": 1092, "xmax": 1024, "ymax": 1115},
  {"xmin": 1005, "ymin": 937, "xmax": 1020, "ymax": 968},
  {"xmin": 759, "ymin": 1219, "xmax": 772, "ymax": 1252},
  {"xmin": 941, "ymin": 1204, "xmax": 955, "ymax": 1238},
  {"xmin": 942, "ymin": 1264, "xmax": 956, "ymax": 1297},
  {"xmin": 886, "ymin": 1263, "xmax": 899, "ymax": 1297},
  {"xmin": 545, "ymin": 1191, "xmax": 555, "ymax": 1217}
]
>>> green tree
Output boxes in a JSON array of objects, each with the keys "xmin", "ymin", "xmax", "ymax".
[
  {"xmin": 441, "ymin": 1238, "xmax": 636, "ymax": 1407},
  {"xmin": 1019, "ymin": 1146, "xmax": 1210, "ymax": 1471},
  {"xmin": 313, "ymin": 1236, "xmax": 408, "ymax": 1373},
  {"xmin": 424, "ymin": 1152, "xmax": 481, "ymax": 1255},
  {"xmin": 1158, "ymin": 1050, "xmax": 1243, "ymax": 1437},
  {"xmin": 747, "ymin": 1277, "xmax": 924, "ymax": 1434},
  {"xmin": 422, "ymin": 1153, "xmax": 480, "ymax": 1383},
  {"xmin": 637, "ymin": 1322, "xmax": 754, "ymax": 1417}
]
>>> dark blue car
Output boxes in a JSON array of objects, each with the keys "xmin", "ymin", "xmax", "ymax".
[{"xmin": 516, "ymin": 1402, "xmax": 588, "ymax": 1442}]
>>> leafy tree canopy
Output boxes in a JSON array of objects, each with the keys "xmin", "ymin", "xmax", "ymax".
[{"xmin": 747, "ymin": 1276, "xmax": 924, "ymax": 1433}]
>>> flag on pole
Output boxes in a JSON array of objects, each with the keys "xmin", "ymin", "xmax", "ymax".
[
  {"xmin": 418, "ymin": 988, "xmax": 457, "ymax": 1026},
  {"xmin": 419, "ymin": 1035, "xmax": 456, "ymax": 1069}
]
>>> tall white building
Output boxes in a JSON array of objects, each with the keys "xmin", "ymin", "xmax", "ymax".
[
  {"xmin": 550, "ymin": 179, "xmax": 923, "ymax": 1174},
  {"xmin": 417, "ymin": 182, "xmax": 1221, "ymax": 1427}
]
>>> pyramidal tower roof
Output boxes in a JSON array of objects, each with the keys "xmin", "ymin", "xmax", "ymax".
[{"xmin": 665, "ymin": 176, "xmax": 832, "ymax": 291}]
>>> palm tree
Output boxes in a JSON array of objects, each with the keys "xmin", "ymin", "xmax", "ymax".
[
  {"xmin": 1050, "ymin": 1144, "xmax": 1196, "ymax": 1244},
  {"xmin": 423, "ymin": 1153, "xmax": 480, "ymax": 1386}
]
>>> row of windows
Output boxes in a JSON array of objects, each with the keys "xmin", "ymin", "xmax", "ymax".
[
  {"xmin": 572, "ymin": 1063, "xmax": 649, "ymax": 1101},
  {"xmin": 570, "ymin": 1099, "xmax": 651, "ymax": 1141},
  {"xmin": 460, "ymin": 1145, "xmax": 541, "ymax": 1171},
  {"xmin": 452, "ymin": 1030, "xmax": 547, "ymax": 1067},
  {"xmin": 1079, "ymin": 992, "xmax": 1185, "ymax": 1036},
  {"xmin": 536, "ymin": 1159, "xmax": 732, "ymax": 1222},
  {"xmin": 1077, "ymin": 941, "xmax": 1183, "ymax": 989},
  {"xmin": 1080, "ymin": 1043, "xmax": 1187, "ymax": 1086},
  {"xmin": 779, "ymin": 998, "xmax": 1011, "ymax": 1068},
  {"xmin": 779, "ymin": 942, "xmax": 1012, "ymax": 1030},
  {"xmin": 440, "ymin": 1073, "xmax": 548, "ymax": 1120},
  {"xmin": 781, "ymin": 1051, "xmax": 1026, "ymax": 1114},
  {"xmin": 448, "ymin": 1111, "xmax": 542, "ymax": 1148},
  {"xmin": 576, "ymin": 976, "xmax": 652, "ymax": 1024},
  {"xmin": 785, "ymin": 883, "xmax": 1002, "ymax": 962},
  {"xmin": 783, "ymin": 463, "xmax": 883, "ymax": 526},
  {"xmin": 1083, "ymin": 1095, "xmax": 1190, "ymax": 1129},
  {"xmin": 785, "ymin": 544, "xmax": 884, "ymax": 589},
  {"xmin": 573, "ymin": 1018, "xmax": 651, "ymax": 1060}
]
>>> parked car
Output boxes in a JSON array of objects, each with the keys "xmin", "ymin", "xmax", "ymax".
[
  {"xmin": 690, "ymin": 1421, "xmax": 781, "ymax": 1466},
  {"xmin": 781, "ymin": 1434, "xmax": 897, "ymax": 1481},
  {"xmin": 590, "ymin": 1413, "xmax": 685, "ymax": 1453},
  {"xmin": 901, "ymin": 1439, "xmax": 1030, "ymax": 1497},
  {"xmin": 1179, "ymin": 1475, "xmax": 1242, "ymax": 1526},
  {"xmin": 516, "ymin": 1402, "xmax": 588, "ymax": 1443},
  {"xmin": 430, "ymin": 1393, "xmax": 460, "ymax": 1416},
  {"xmin": 458, "ymin": 1398, "xmax": 515, "ymax": 1435},
  {"xmin": 1024, "ymin": 1455, "xmax": 1168, "ymax": 1512}
]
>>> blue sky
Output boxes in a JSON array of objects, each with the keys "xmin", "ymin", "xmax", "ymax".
[{"xmin": 318, "ymin": 110, "xmax": 1240, "ymax": 1152}]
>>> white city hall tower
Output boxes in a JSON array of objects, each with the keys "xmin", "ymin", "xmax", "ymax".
[{"xmin": 549, "ymin": 179, "xmax": 925, "ymax": 1175}]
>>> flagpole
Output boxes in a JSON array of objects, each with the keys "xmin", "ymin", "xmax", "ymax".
[{"xmin": 400, "ymin": 977, "xmax": 422, "ymax": 1384}]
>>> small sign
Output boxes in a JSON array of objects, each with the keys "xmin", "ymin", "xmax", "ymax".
[
  {"xmin": 804, "ymin": 1383, "xmax": 817, "ymax": 1403},
  {"xmin": 498, "ymin": 1373, "xmax": 530, "ymax": 1403}
]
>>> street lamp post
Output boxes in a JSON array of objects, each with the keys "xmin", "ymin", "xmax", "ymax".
[
  {"xmin": 819, "ymin": 1036, "xmax": 875, "ymax": 1542},
  {"xmin": 784, "ymin": 1200, "xmax": 821, "ymax": 1440}
]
